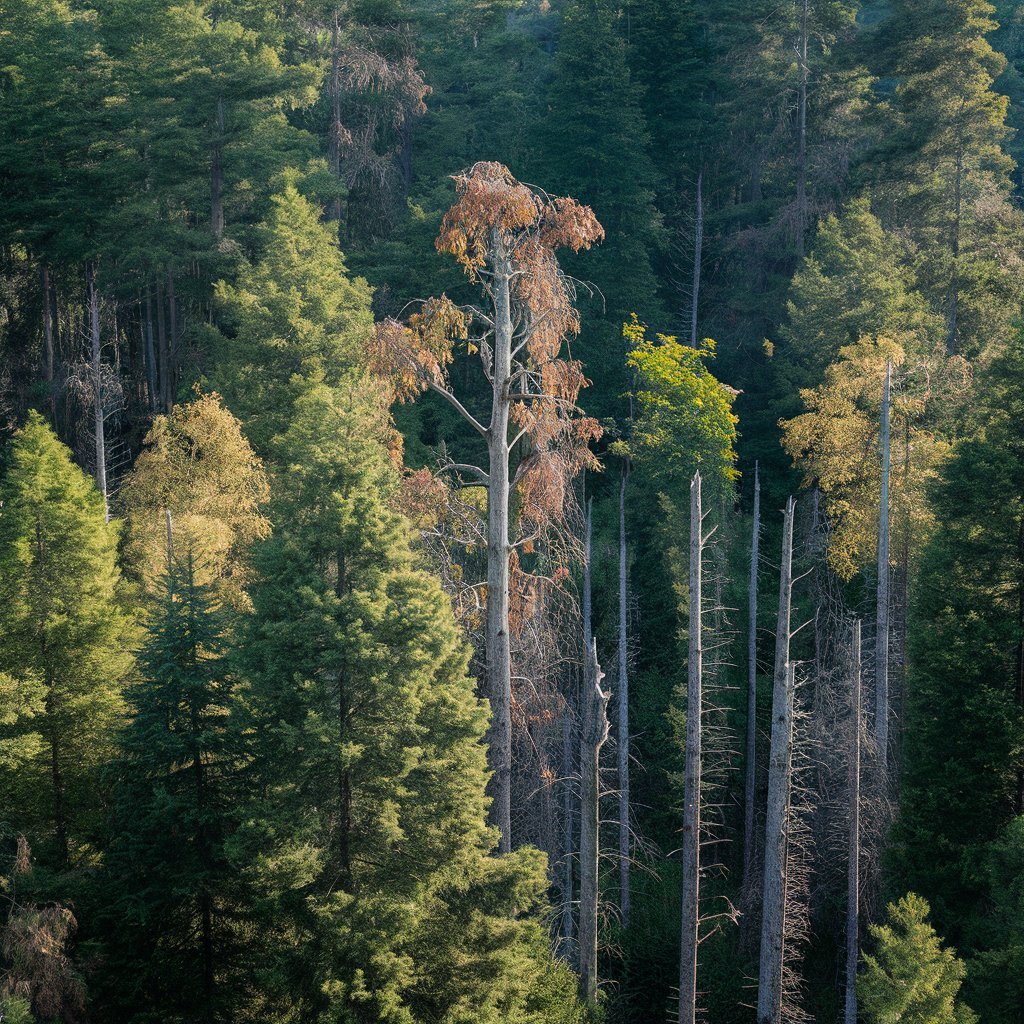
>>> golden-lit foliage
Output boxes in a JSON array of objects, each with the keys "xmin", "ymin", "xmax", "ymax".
[
  {"xmin": 781, "ymin": 336, "xmax": 969, "ymax": 579},
  {"xmin": 121, "ymin": 392, "xmax": 270, "ymax": 604}
]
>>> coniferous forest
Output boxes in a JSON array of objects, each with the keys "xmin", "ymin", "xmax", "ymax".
[{"xmin": 2, "ymin": 0, "xmax": 1024, "ymax": 1021}]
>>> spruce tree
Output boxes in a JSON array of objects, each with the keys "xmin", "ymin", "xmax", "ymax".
[
  {"xmin": 0, "ymin": 411, "xmax": 135, "ymax": 867},
  {"xmin": 100, "ymin": 555, "xmax": 238, "ymax": 1023}
]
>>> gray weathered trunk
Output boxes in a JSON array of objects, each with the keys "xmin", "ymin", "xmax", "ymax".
[
  {"xmin": 87, "ymin": 264, "xmax": 107, "ymax": 519},
  {"xmin": 617, "ymin": 463, "xmax": 631, "ymax": 926},
  {"xmin": 486, "ymin": 231, "xmax": 514, "ymax": 852},
  {"xmin": 679, "ymin": 471, "xmax": 703, "ymax": 1024},
  {"xmin": 845, "ymin": 619, "xmax": 862, "ymax": 1024},
  {"xmin": 578, "ymin": 636, "xmax": 609, "ymax": 1004},
  {"xmin": 742, "ymin": 462, "xmax": 761, "ymax": 899},
  {"xmin": 875, "ymin": 361, "xmax": 891, "ymax": 767},
  {"xmin": 757, "ymin": 497, "xmax": 795, "ymax": 1024},
  {"xmin": 690, "ymin": 169, "xmax": 703, "ymax": 346},
  {"xmin": 560, "ymin": 710, "xmax": 576, "ymax": 950}
]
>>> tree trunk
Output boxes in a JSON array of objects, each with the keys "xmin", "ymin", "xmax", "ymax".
[
  {"xmin": 211, "ymin": 97, "xmax": 225, "ymax": 241},
  {"xmin": 561, "ymin": 709, "xmax": 576, "ymax": 950},
  {"xmin": 327, "ymin": 12, "xmax": 343, "ymax": 224},
  {"xmin": 167, "ymin": 267, "xmax": 178, "ymax": 403},
  {"xmin": 679, "ymin": 472, "xmax": 704, "ymax": 1024},
  {"xmin": 757, "ymin": 496, "xmax": 795, "ymax": 1024},
  {"xmin": 690, "ymin": 169, "xmax": 703, "ymax": 346},
  {"xmin": 845, "ymin": 619, "xmax": 862, "ymax": 1024},
  {"xmin": 875, "ymin": 361, "xmax": 891, "ymax": 769},
  {"xmin": 144, "ymin": 290, "xmax": 158, "ymax": 413},
  {"xmin": 617, "ymin": 462, "xmax": 631, "ymax": 927},
  {"xmin": 87, "ymin": 263, "xmax": 108, "ymax": 519},
  {"xmin": 578, "ymin": 636, "xmax": 609, "ymax": 1004},
  {"xmin": 156, "ymin": 275, "xmax": 170, "ymax": 413},
  {"xmin": 795, "ymin": 0, "xmax": 809, "ymax": 257},
  {"xmin": 41, "ymin": 265, "xmax": 55, "ymax": 418},
  {"xmin": 486, "ymin": 230, "xmax": 514, "ymax": 852},
  {"xmin": 742, "ymin": 462, "xmax": 761, "ymax": 900}
]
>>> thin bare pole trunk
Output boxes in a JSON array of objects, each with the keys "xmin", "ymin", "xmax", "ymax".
[
  {"xmin": 742, "ymin": 462, "xmax": 761, "ymax": 897},
  {"xmin": 327, "ymin": 11, "xmax": 344, "ymax": 223},
  {"xmin": 143, "ymin": 290, "xmax": 157, "ymax": 412},
  {"xmin": 875, "ymin": 361, "xmax": 891, "ymax": 769},
  {"xmin": 156, "ymin": 275, "xmax": 170, "ymax": 413},
  {"xmin": 679, "ymin": 471, "xmax": 703, "ymax": 1024},
  {"xmin": 41, "ymin": 265, "xmax": 55, "ymax": 418},
  {"xmin": 87, "ymin": 264, "xmax": 108, "ymax": 519},
  {"xmin": 167, "ymin": 268, "xmax": 178, "ymax": 405},
  {"xmin": 486, "ymin": 229, "xmax": 514, "ymax": 852},
  {"xmin": 578, "ymin": 636, "xmax": 609, "ymax": 1004},
  {"xmin": 757, "ymin": 497, "xmax": 795, "ymax": 1024},
  {"xmin": 690, "ymin": 169, "xmax": 703, "ymax": 346},
  {"xmin": 795, "ymin": 0, "xmax": 809, "ymax": 256},
  {"xmin": 617, "ymin": 462, "xmax": 631, "ymax": 926},
  {"xmin": 845, "ymin": 619, "xmax": 862, "ymax": 1024}
]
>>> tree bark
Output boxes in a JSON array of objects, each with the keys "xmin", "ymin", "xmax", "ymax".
[
  {"xmin": 156, "ymin": 274, "xmax": 170, "ymax": 414},
  {"xmin": 617, "ymin": 462, "xmax": 631, "ymax": 927},
  {"xmin": 144, "ymin": 290, "xmax": 158, "ymax": 413},
  {"xmin": 578, "ymin": 636, "xmax": 609, "ymax": 1004},
  {"xmin": 845, "ymin": 619, "xmax": 862, "ymax": 1024},
  {"xmin": 87, "ymin": 263, "xmax": 108, "ymax": 519},
  {"xmin": 679, "ymin": 472, "xmax": 703, "ymax": 1024},
  {"xmin": 742, "ymin": 462, "xmax": 761, "ymax": 900},
  {"xmin": 41, "ymin": 265, "xmax": 55, "ymax": 418},
  {"xmin": 757, "ymin": 497, "xmax": 795, "ymax": 1024},
  {"xmin": 875, "ymin": 362, "xmax": 891, "ymax": 769},
  {"xmin": 486, "ymin": 230, "xmax": 514, "ymax": 852},
  {"xmin": 690, "ymin": 169, "xmax": 703, "ymax": 346},
  {"xmin": 327, "ymin": 12, "xmax": 344, "ymax": 224},
  {"xmin": 167, "ymin": 267, "xmax": 178, "ymax": 404},
  {"xmin": 795, "ymin": 0, "xmax": 809, "ymax": 257}
]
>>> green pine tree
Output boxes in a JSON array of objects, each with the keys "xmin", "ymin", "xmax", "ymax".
[
  {"xmin": 859, "ymin": 893, "xmax": 976, "ymax": 1024},
  {"xmin": 0, "ymin": 411, "xmax": 135, "ymax": 868}
]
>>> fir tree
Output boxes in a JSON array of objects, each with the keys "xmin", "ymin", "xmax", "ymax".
[{"xmin": 0, "ymin": 411, "xmax": 135, "ymax": 867}]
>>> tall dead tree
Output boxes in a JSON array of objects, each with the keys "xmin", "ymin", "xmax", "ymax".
[
  {"xmin": 617, "ymin": 462, "xmax": 631, "ymax": 926},
  {"xmin": 743, "ymin": 462, "xmax": 761, "ymax": 898},
  {"xmin": 87, "ymin": 264, "xmax": 107, "ymax": 520},
  {"xmin": 690, "ymin": 169, "xmax": 703, "ymax": 346},
  {"xmin": 374, "ymin": 163, "xmax": 603, "ymax": 852},
  {"xmin": 845, "ymin": 619, "xmax": 862, "ymax": 1024},
  {"xmin": 579, "ymin": 636, "xmax": 609, "ymax": 1004},
  {"xmin": 757, "ymin": 497, "xmax": 795, "ymax": 1024},
  {"xmin": 876, "ymin": 361, "xmax": 891, "ymax": 768},
  {"xmin": 679, "ymin": 471, "xmax": 704, "ymax": 1024}
]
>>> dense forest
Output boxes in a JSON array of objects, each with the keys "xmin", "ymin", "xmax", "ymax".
[{"xmin": 1, "ymin": 0, "xmax": 1023, "ymax": 1021}]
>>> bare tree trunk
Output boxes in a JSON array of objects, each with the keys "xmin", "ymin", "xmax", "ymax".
[
  {"xmin": 742, "ymin": 462, "xmax": 761, "ymax": 899},
  {"xmin": 41, "ymin": 265, "xmax": 55, "ymax": 418},
  {"xmin": 578, "ymin": 636, "xmax": 609, "ymax": 1005},
  {"xmin": 211, "ymin": 97, "xmax": 225, "ymax": 241},
  {"xmin": 795, "ymin": 0, "xmax": 809, "ymax": 257},
  {"xmin": 167, "ymin": 267, "xmax": 178, "ymax": 405},
  {"xmin": 875, "ymin": 362, "xmax": 891, "ymax": 769},
  {"xmin": 757, "ymin": 496, "xmax": 795, "ymax": 1024},
  {"xmin": 690, "ymin": 169, "xmax": 703, "ymax": 346},
  {"xmin": 486, "ymin": 230, "xmax": 514, "ymax": 852},
  {"xmin": 327, "ymin": 12, "xmax": 344, "ymax": 224},
  {"xmin": 156, "ymin": 275, "xmax": 170, "ymax": 414},
  {"xmin": 144, "ymin": 290, "xmax": 158, "ymax": 413},
  {"xmin": 679, "ymin": 472, "xmax": 703, "ymax": 1024},
  {"xmin": 561, "ymin": 710, "xmax": 576, "ymax": 949},
  {"xmin": 87, "ymin": 264, "xmax": 108, "ymax": 519},
  {"xmin": 845, "ymin": 619, "xmax": 862, "ymax": 1024},
  {"xmin": 617, "ymin": 462, "xmax": 631, "ymax": 926}
]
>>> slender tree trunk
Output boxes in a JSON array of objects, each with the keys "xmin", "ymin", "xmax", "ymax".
[
  {"xmin": 617, "ymin": 462, "xmax": 631, "ymax": 927},
  {"xmin": 742, "ymin": 462, "xmax": 761, "ymax": 899},
  {"xmin": 795, "ymin": 0, "xmax": 809, "ymax": 257},
  {"xmin": 561, "ymin": 709, "xmax": 576, "ymax": 949},
  {"xmin": 486, "ymin": 230, "xmax": 514, "ymax": 852},
  {"xmin": 690, "ymin": 169, "xmax": 703, "ymax": 346},
  {"xmin": 757, "ymin": 496, "xmax": 795, "ymax": 1024},
  {"xmin": 144, "ymin": 291, "xmax": 157, "ymax": 413},
  {"xmin": 167, "ymin": 267, "xmax": 178, "ymax": 403},
  {"xmin": 211, "ymin": 97, "xmax": 225, "ymax": 241},
  {"xmin": 327, "ymin": 12, "xmax": 343, "ymax": 223},
  {"xmin": 578, "ymin": 636, "xmax": 609, "ymax": 1004},
  {"xmin": 845, "ymin": 619, "xmax": 862, "ymax": 1024},
  {"xmin": 41, "ymin": 265, "xmax": 55, "ymax": 418},
  {"xmin": 679, "ymin": 472, "xmax": 704, "ymax": 1024},
  {"xmin": 87, "ymin": 264, "xmax": 108, "ymax": 518},
  {"xmin": 875, "ymin": 362, "xmax": 891, "ymax": 769},
  {"xmin": 156, "ymin": 275, "xmax": 170, "ymax": 413}
]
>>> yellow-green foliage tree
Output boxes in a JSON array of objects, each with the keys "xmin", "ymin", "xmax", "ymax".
[
  {"xmin": 780, "ymin": 336, "xmax": 965, "ymax": 579},
  {"xmin": 120, "ymin": 391, "xmax": 269, "ymax": 605}
]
